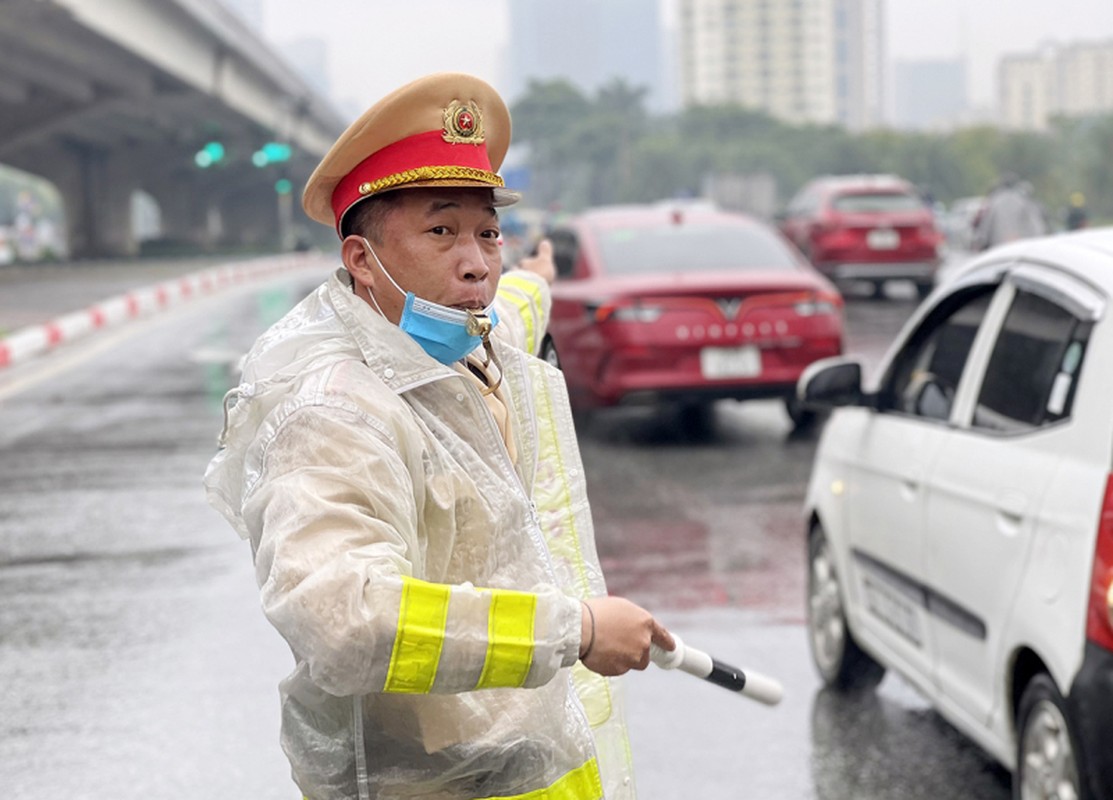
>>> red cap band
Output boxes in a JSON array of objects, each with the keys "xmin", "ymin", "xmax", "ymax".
[{"xmin": 331, "ymin": 130, "xmax": 502, "ymax": 229}]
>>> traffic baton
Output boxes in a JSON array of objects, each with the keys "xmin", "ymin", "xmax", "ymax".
[{"xmin": 649, "ymin": 634, "xmax": 783, "ymax": 706}]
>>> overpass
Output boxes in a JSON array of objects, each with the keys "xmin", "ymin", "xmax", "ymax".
[{"xmin": 0, "ymin": 0, "xmax": 348, "ymax": 258}]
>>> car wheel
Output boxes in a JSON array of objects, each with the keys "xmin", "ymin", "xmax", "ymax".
[
  {"xmin": 784, "ymin": 395, "xmax": 818, "ymax": 431},
  {"xmin": 676, "ymin": 402, "xmax": 716, "ymax": 438},
  {"xmin": 1015, "ymin": 674, "xmax": 1088, "ymax": 800},
  {"xmin": 807, "ymin": 525, "xmax": 886, "ymax": 691},
  {"xmin": 540, "ymin": 336, "xmax": 561, "ymax": 369}
]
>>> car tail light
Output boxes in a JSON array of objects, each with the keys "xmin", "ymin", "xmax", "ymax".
[
  {"xmin": 812, "ymin": 223, "xmax": 856, "ymax": 247},
  {"xmin": 794, "ymin": 291, "xmax": 843, "ymax": 317},
  {"xmin": 588, "ymin": 300, "xmax": 663, "ymax": 324},
  {"xmin": 919, "ymin": 222, "xmax": 943, "ymax": 243},
  {"xmin": 1086, "ymin": 474, "xmax": 1113, "ymax": 651}
]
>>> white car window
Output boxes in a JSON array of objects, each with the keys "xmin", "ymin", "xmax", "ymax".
[
  {"xmin": 972, "ymin": 289, "xmax": 1091, "ymax": 433},
  {"xmin": 880, "ymin": 285, "xmax": 996, "ymax": 421}
]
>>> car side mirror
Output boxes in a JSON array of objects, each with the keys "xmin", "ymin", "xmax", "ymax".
[{"xmin": 797, "ymin": 357, "xmax": 865, "ymax": 409}]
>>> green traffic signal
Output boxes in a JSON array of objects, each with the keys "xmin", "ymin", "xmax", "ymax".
[
  {"xmin": 194, "ymin": 140, "xmax": 226, "ymax": 168},
  {"xmin": 254, "ymin": 141, "xmax": 292, "ymax": 167},
  {"xmin": 275, "ymin": 178, "xmax": 293, "ymax": 195}
]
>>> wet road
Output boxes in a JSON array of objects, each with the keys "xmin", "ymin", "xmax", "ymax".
[{"xmin": 0, "ymin": 266, "xmax": 1009, "ymax": 798}]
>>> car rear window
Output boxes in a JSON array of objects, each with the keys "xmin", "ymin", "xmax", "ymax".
[
  {"xmin": 832, "ymin": 192, "xmax": 924, "ymax": 213},
  {"xmin": 593, "ymin": 222, "xmax": 799, "ymax": 275}
]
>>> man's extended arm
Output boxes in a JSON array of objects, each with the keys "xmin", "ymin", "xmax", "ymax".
[
  {"xmin": 243, "ymin": 404, "xmax": 582, "ymax": 698},
  {"xmin": 494, "ymin": 240, "xmax": 555, "ymax": 356}
]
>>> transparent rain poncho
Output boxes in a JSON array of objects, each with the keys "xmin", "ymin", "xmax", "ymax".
[{"xmin": 205, "ymin": 269, "xmax": 635, "ymax": 800}]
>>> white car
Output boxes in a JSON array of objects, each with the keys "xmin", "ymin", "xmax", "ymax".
[{"xmin": 799, "ymin": 227, "xmax": 1113, "ymax": 800}]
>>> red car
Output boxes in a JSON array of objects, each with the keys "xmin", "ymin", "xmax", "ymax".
[
  {"xmin": 777, "ymin": 174, "xmax": 944, "ymax": 298},
  {"xmin": 538, "ymin": 204, "xmax": 844, "ymax": 426}
]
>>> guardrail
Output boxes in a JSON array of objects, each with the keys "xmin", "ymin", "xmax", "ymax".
[{"xmin": 0, "ymin": 253, "xmax": 324, "ymax": 369}]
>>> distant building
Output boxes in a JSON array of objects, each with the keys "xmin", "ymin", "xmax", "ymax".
[
  {"xmin": 679, "ymin": 0, "xmax": 836, "ymax": 125},
  {"xmin": 833, "ymin": 0, "xmax": 885, "ymax": 130},
  {"xmin": 506, "ymin": 0, "xmax": 670, "ymax": 110},
  {"xmin": 999, "ymin": 39, "xmax": 1113, "ymax": 131},
  {"xmin": 999, "ymin": 52, "xmax": 1053, "ymax": 131},
  {"xmin": 677, "ymin": 0, "xmax": 883, "ymax": 129},
  {"xmin": 892, "ymin": 59, "xmax": 967, "ymax": 130},
  {"xmin": 1057, "ymin": 40, "xmax": 1113, "ymax": 118}
]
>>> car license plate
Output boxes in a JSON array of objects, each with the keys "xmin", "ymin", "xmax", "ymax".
[
  {"xmin": 867, "ymin": 228, "xmax": 900, "ymax": 250},
  {"xmin": 700, "ymin": 345, "xmax": 761, "ymax": 379}
]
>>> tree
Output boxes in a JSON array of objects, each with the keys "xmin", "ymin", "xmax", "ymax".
[{"xmin": 509, "ymin": 78, "xmax": 1113, "ymax": 222}]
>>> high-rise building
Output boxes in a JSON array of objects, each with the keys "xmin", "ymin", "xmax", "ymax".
[
  {"xmin": 506, "ymin": 0, "xmax": 668, "ymax": 110},
  {"xmin": 833, "ymin": 0, "xmax": 884, "ymax": 130},
  {"xmin": 999, "ymin": 52, "xmax": 1054, "ymax": 131},
  {"xmin": 678, "ymin": 0, "xmax": 884, "ymax": 128},
  {"xmin": 1057, "ymin": 40, "xmax": 1113, "ymax": 118},
  {"xmin": 999, "ymin": 40, "xmax": 1113, "ymax": 130}
]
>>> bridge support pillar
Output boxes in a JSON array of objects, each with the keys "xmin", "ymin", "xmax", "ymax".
[
  {"xmin": 153, "ymin": 177, "xmax": 225, "ymax": 251},
  {"xmin": 51, "ymin": 145, "xmax": 141, "ymax": 259},
  {"xmin": 155, "ymin": 176, "xmax": 286, "ymax": 252},
  {"xmin": 220, "ymin": 182, "xmax": 287, "ymax": 251}
]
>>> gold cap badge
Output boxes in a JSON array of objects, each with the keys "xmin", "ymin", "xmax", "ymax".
[{"xmin": 443, "ymin": 100, "xmax": 485, "ymax": 144}]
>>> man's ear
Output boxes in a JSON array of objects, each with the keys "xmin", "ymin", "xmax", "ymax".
[{"xmin": 341, "ymin": 235, "xmax": 376, "ymax": 287}]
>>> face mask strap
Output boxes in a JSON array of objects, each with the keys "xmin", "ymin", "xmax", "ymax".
[
  {"xmin": 363, "ymin": 281, "xmax": 388, "ymax": 318},
  {"xmin": 360, "ymin": 237, "xmax": 409, "ymax": 304}
]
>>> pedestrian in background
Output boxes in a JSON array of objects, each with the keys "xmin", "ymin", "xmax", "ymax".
[
  {"xmin": 972, "ymin": 172, "xmax": 1049, "ymax": 250},
  {"xmin": 204, "ymin": 72, "xmax": 673, "ymax": 800},
  {"xmin": 1066, "ymin": 191, "xmax": 1089, "ymax": 231}
]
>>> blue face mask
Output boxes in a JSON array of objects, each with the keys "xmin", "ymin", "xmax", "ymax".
[{"xmin": 361, "ymin": 238, "xmax": 500, "ymax": 365}]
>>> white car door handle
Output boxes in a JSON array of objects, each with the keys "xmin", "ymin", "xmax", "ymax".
[{"xmin": 995, "ymin": 492, "xmax": 1028, "ymax": 534}]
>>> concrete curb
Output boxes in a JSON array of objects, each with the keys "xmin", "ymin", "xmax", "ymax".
[{"xmin": 0, "ymin": 253, "xmax": 320, "ymax": 370}]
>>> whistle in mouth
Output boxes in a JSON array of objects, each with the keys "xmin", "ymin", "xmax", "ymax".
[{"xmin": 466, "ymin": 311, "xmax": 493, "ymax": 339}]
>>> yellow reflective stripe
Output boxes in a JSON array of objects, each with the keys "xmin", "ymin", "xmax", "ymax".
[
  {"xmin": 499, "ymin": 273, "xmax": 544, "ymax": 353},
  {"xmin": 476, "ymin": 588, "xmax": 537, "ymax": 689},
  {"xmin": 482, "ymin": 757, "xmax": 603, "ymax": 800},
  {"xmin": 384, "ymin": 577, "xmax": 450, "ymax": 694},
  {"xmin": 501, "ymin": 272, "xmax": 545, "ymax": 304},
  {"xmin": 501, "ymin": 290, "xmax": 538, "ymax": 354},
  {"xmin": 533, "ymin": 370, "xmax": 592, "ymax": 595}
]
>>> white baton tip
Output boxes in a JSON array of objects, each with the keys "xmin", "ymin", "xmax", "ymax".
[{"xmin": 742, "ymin": 670, "xmax": 784, "ymax": 706}]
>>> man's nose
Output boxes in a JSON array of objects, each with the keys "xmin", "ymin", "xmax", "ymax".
[{"xmin": 457, "ymin": 237, "xmax": 491, "ymax": 282}]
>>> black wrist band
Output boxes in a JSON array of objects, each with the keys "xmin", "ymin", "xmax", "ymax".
[{"xmin": 580, "ymin": 600, "xmax": 596, "ymax": 661}]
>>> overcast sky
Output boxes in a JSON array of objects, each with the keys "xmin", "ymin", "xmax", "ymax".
[{"xmin": 259, "ymin": 0, "xmax": 1113, "ymax": 119}]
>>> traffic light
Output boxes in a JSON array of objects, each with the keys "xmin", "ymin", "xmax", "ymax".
[
  {"xmin": 194, "ymin": 141, "xmax": 226, "ymax": 168},
  {"xmin": 275, "ymin": 178, "xmax": 293, "ymax": 195},
  {"xmin": 253, "ymin": 142, "xmax": 292, "ymax": 167}
]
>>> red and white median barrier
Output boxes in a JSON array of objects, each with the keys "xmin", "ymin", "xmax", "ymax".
[{"xmin": 0, "ymin": 253, "xmax": 321, "ymax": 370}]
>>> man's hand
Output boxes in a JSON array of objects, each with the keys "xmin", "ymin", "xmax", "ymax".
[
  {"xmin": 580, "ymin": 596, "xmax": 675, "ymax": 676},
  {"xmin": 517, "ymin": 239, "xmax": 556, "ymax": 285}
]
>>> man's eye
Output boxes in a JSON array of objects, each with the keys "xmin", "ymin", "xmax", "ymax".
[
  {"xmin": 482, "ymin": 229, "xmax": 500, "ymax": 239},
  {"xmin": 429, "ymin": 226, "xmax": 449, "ymax": 235}
]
